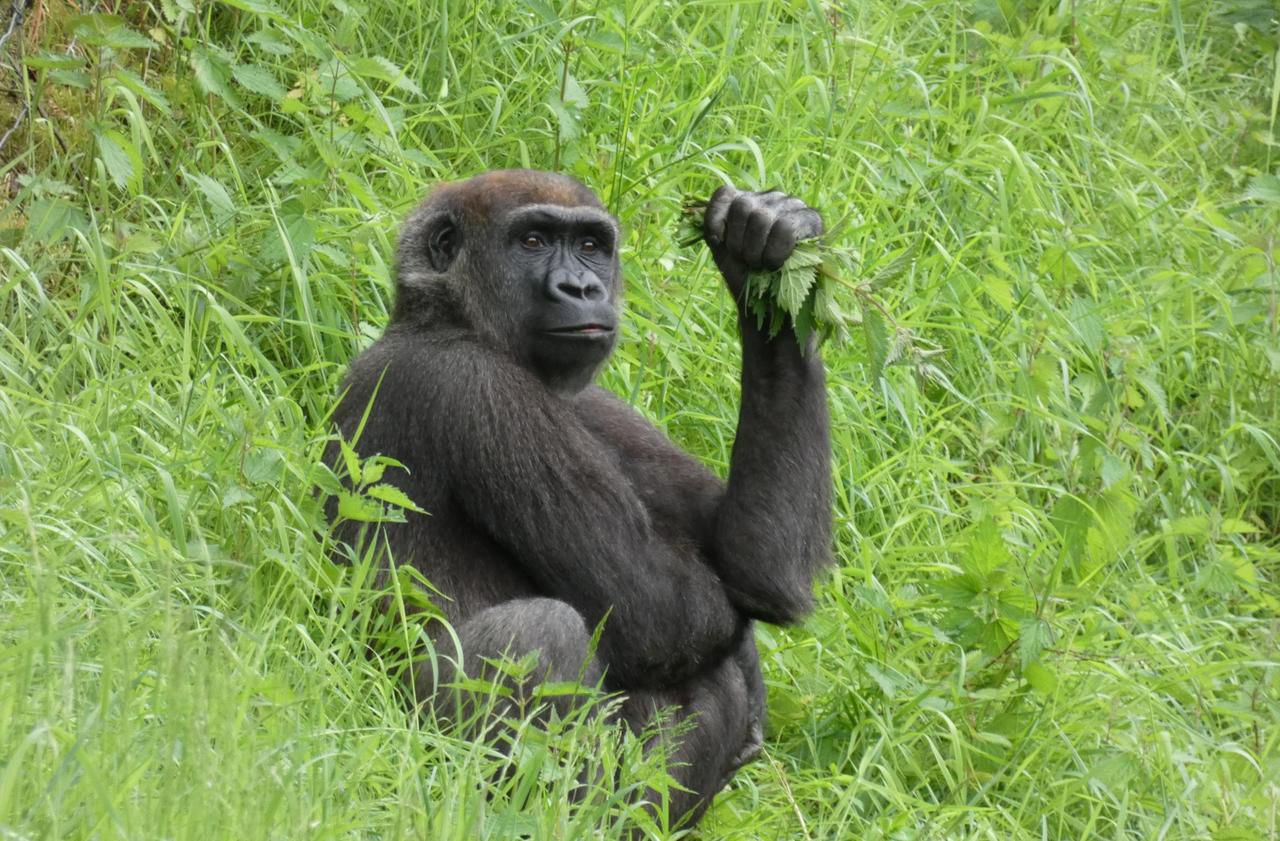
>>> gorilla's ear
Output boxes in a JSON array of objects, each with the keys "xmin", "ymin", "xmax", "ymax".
[{"xmin": 423, "ymin": 212, "xmax": 460, "ymax": 272}]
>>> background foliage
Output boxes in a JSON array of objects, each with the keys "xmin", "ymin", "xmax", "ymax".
[{"xmin": 1, "ymin": 0, "xmax": 1278, "ymax": 838}]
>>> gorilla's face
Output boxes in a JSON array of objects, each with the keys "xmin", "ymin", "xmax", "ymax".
[
  {"xmin": 499, "ymin": 202, "xmax": 621, "ymax": 390},
  {"xmin": 394, "ymin": 171, "xmax": 624, "ymax": 395}
]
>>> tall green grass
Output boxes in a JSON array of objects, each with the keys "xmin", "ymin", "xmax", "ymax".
[{"xmin": 1, "ymin": 0, "xmax": 1277, "ymax": 838}]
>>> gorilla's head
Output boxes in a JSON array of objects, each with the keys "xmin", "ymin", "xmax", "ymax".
[{"xmin": 394, "ymin": 170, "xmax": 622, "ymax": 394}]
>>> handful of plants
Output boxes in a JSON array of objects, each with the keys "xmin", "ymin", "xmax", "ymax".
[
  {"xmin": 678, "ymin": 200, "xmax": 949, "ymax": 391},
  {"xmin": 678, "ymin": 200, "xmax": 859, "ymax": 346}
]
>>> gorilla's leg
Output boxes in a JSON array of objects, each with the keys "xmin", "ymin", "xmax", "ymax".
[
  {"xmin": 732, "ymin": 625, "xmax": 767, "ymax": 770},
  {"xmin": 417, "ymin": 597, "xmax": 605, "ymax": 729},
  {"xmin": 618, "ymin": 633, "xmax": 761, "ymax": 828}
]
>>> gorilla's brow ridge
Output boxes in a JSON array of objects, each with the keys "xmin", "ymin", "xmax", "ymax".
[{"xmin": 502, "ymin": 203, "xmax": 620, "ymax": 238}]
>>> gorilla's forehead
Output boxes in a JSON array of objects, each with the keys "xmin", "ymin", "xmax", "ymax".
[{"xmin": 437, "ymin": 169, "xmax": 608, "ymax": 222}]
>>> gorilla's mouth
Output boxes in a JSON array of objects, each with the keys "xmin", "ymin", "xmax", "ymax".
[{"xmin": 546, "ymin": 324, "xmax": 615, "ymax": 337}]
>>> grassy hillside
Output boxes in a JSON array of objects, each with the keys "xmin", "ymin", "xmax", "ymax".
[{"xmin": 1, "ymin": 0, "xmax": 1277, "ymax": 838}]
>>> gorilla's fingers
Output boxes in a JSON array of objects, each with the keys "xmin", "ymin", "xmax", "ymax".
[
  {"xmin": 792, "ymin": 208, "xmax": 824, "ymax": 241},
  {"xmin": 703, "ymin": 184, "xmax": 740, "ymax": 245},
  {"xmin": 724, "ymin": 193, "xmax": 756, "ymax": 258},
  {"xmin": 761, "ymin": 217, "xmax": 800, "ymax": 272},
  {"xmin": 742, "ymin": 207, "xmax": 773, "ymax": 269}
]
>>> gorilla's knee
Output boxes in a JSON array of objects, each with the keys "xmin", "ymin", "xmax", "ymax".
[
  {"xmin": 464, "ymin": 597, "xmax": 596, "ymax": 682},
  {"xmin": 434, "ymin": 598, "xmax": 602, "ymax": 728}
]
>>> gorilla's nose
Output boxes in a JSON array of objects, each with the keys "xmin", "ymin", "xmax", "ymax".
[{"xmin": 549, "ymin": 268, "xmax": 606, "ymax": 302}]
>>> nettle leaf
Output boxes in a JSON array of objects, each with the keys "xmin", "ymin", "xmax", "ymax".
[
  {"xmin": 187, "ymin": 172, "xmax": 236, "ymax": 222},
  {"xmin": 219, "ymin": 0, "xmax": 286, "ymax": 18},
  {"xmin": 863, "ymin": 305, "xmax": 890, "ymax": 382},
  {"xmin": 1023, "ymin": 661, "xmax": 1058, "ymax": 695},
  {"xmin": 317, "ymin": 59, "xmax": 361, "ymax": 102},
  {"xmin": 350, "ymin": 55, "xmax": 423, "ymax": 96},
  {"xmin": 24, "ymin": 51, "xmax": 86, "ymax": 71},
  {"xmin": 25, "ymin": 197, "xmax": 90, "ymax": 244},
  {"xmin": 547, "ymin": 91, "xmax": 581, "ymax": 142},
  {"xmin": 243, "ymin": 448, "xmax": 284, "ymax": 485},
  {"xmin": 965, "ymin": 517, "xmax": 1013, "ymax": 577},
  {"xmin": 49, "ymin": 69, "xmax": 92, "ymax": 89},
  {"xmin": 676, "ymin": 202, "xmax": 859, "ymax": 347},
  {"xmin": 191, "ymin": 45, "xmax": 241, "ymax": 105},
  {"xmin": 336, "ymin": 490, "xmax": 386, "ymax": 522},
  {"xmin": 246, "ymin": 28, "xmax": 293, "ymax": 56},
  {"xmin": 1243, "ymin": 174, "xmax": 1280, "ymax": 204},
  {"xmin": 266, "ymin": 198, "xmax": 316, "ymax": 264},
  {"xmin": 70, "ymin": 14, "xmax": 157, "ymax": 50},
  {"xmin": 338, "ymin": 439, "xmax": 362, "ymax": 485},
  {"xmin": 1018, "ymin": 617, "xmax": 1054, "ymax": 668},
  {"xmin": 94, "ymin": 128, "xmax": 140, "ymax": 191},
  {"xmin": 111, "ymin": 66, "xmax": 172, "ymax": 113},
  {"xmin": 776, "ymin": 245, "xmax": 821, "ymax": 315},
  {"xmin": 365, "ymin": 483, "xmax": 428, "ymax": 514},
  {"xmin": 232, "ymin": 63, "xmax": 287, "ymax": 101}
]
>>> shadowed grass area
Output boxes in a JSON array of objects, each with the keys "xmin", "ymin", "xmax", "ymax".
[{"xmin": 1, "ymin": 0, "xmax": 1277, "ymax": 838}]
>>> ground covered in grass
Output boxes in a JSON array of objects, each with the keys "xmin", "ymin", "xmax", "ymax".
[{"xmin": 2, "ymin": 0, "xmax": 1278, "ymax": 838}]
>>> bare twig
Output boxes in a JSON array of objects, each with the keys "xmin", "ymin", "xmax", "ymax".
[
  {"xmin": 0, "ymin": 0, "xmax": 25, "ymax": 55},
  {"xmin": 0, "ymin": 0, "xmax": 29, "ymax": 156},
  {"xmin": 0, "ymin": 100, "xmax": 28, "ymax": 153}
]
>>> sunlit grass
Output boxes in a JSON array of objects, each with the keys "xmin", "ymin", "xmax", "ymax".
[{"xmin": 1, "ymin": 0, "xmax": 1277, "ymax": 838}]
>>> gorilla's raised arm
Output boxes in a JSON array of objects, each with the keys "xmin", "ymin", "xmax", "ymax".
[{"xmin": 703, "ymin": 187, "xmax": 833, "ymax": 621}]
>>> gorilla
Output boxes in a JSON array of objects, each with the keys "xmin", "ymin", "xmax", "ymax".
[{"xmin": 326, "ymin": 169, "xmax": 831, "ymax": 827}]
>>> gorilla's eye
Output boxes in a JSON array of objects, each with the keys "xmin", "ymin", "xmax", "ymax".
[
  {"xmin": 522, "ymin": 234, "xmax": 546, "ymax": 249},
  {"xmin": 580, "ymin": 238, "xmax": 598, "ymax": 254}
]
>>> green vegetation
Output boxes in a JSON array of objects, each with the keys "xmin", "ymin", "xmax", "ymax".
[{"xmin": 2, "ymin": 0, "xmax": 1277, "ymax": 837}]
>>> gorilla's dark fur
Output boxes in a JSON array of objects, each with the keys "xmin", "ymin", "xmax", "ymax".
[{"xmin": 327, "ymin": 169, "xmax": 831, "ymax": 826}]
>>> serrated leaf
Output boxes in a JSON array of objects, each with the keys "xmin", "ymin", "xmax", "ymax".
[
  {"xmin": 350, "ymin": 56, "xmax": 422, "ymax": 96},
  {"xmin": 187, "ymin": 173, "xmax": 235, "ymax": 221},
  {"xmin": 317, "ymin": 60, "xmax": 361, "ymax": 102},
  {"xmin": 49, "ymin": 69, "xmax": 92, "ymax": 89},
  {"xmin": 1050, "ymin": 495, "xmax": 1091, "ymax": 566},
  {"xmin": 1018, "ymin": 617, "xmax": 1054, "ymax": 668},
  {"xmin": 361, "ymin": 460, "xmax": 387, "ymax": 486},
  {"xmin": 863, "ymin": 305, "xmax": 889, "ymax": 382},
  {"xmin": 95, "ymin": 128, "xmax": 138, "ymax": 191},
  {"xmin": 111, "ymin": 66, "xmax": 171, "ymax": 113},
  {"xmin": 232, "ymin": 63, "xmax": 287, "ymax": 101},
  {"xmin": 1243, "ymin": 174, "xmax": 1280, "ymax": 204},
  {"xmin": 776, "ymin": 260, "xmax": 818, "ymax": 316},
  {"xmin": 24, "ymin": 51, "xmax": 86, "ymax": 71},
  {"xmin": 1023, "ymin": 661, "xmax": 1058, "ymax": 695},
  {"xmin": 338, "ymin": 439, "xmax": 362, "ymax": 485},
  {"xmin": 792, "ymin": 291, "xmax": 816, "ymax": 347},
  {"xmin": 886, "ymin": 327, "xmax": 911, "ymax": 367},
  {"xmin": 547, "ymin": 92, "xmax": 581, "ymax": 142},
  {"xmin": 191, "ymin": 46, "xmax": 240, "ymax": 105},
  {"xmin": 246, "ymin": 29, "xmax": 293, "ymax": 56},
  {"xmin": 243, "ymin": 448, "xmax": 283, "ymax": 485},
  {"xmin": 267, "ymin": 198, "xmax": 315, "ymax": 264},
  {"xmin": 365, "ymin": 483, "xmax": 427, "ymax": 514},
  {"xmin": 70, "ymin": 14, "xmax": 157, "ymax": 49},
  {"xmin": 866, "ymin": 240, "xmax": 919, "ymax": 287},
  {"xmin": 219, "ymin": 0, "xmax": 285, "ymax": 17},
  {"xmin": 24, "ymin": 197, "xmax": 90, "ymax": 244},
  {"xmin": 562, "ymin": 73, "xmax": 588, "ymax": 108},
  {"xmin": 336, "ymin": 491, "xmax": 384, "ymax": 522}
]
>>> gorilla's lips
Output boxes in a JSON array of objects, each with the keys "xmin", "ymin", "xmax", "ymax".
[{"xmin": 545, "ymin": 324, "xmax": 615, "ymax": 337}]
